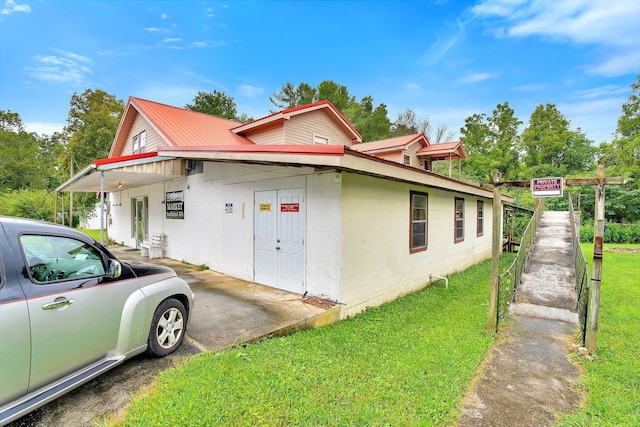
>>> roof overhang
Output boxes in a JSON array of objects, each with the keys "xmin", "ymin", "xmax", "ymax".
[
  {"xmin": 157, "ymin": 145, "xmax": 508, "ymax": 201},
  {"xmin": 57, "ymin": 145, "xmax": 511, "ymax": 202},
  {"xmin": 56, "ymin": 152, "xmax": 185, "ymax": 192}
]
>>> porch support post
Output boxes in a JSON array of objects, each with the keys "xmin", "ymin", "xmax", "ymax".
[
  {"xmin": 487, "ymin": 169, "xmax": 502, "ymax": 332},
  {"xmin": 100, "ymin": 171, "xmax": 105, "ymax": 246}
]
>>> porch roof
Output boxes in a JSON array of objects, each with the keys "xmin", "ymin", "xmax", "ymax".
[{"xmin": 55, "ymin": 152, "xmax": 185, "ymax": 192}]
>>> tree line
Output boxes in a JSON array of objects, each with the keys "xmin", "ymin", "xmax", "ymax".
[{"xmin": 1, "ymin": 76, "xmax": 638, "ymax": 225}]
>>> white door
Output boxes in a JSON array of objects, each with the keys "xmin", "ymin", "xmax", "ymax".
[
  {"xmin": 254, "ymin": 189, "xmax": 305, "ymax": 294},
  {"xmin": 254, "ymin": 191, "xmax": 277, "ymax": 287}
]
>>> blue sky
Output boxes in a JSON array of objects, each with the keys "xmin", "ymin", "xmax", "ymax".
[{"xmin": 1, "ymin": 0, "xmax": 639, "ymax": 144}]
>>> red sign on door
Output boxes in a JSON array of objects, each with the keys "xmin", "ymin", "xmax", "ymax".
[{"xmin": 280, "ymin": 203, "xmax": 299, "ymax": 212}]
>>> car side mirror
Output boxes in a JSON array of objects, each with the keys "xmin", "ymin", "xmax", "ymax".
[{"xmin": 107, "ymin": 259, "xmax": 122, "ymax": 279}]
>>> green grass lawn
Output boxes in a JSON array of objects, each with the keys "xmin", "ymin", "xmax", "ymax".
[
  {"xmin": 111, "ymin": 244, "xmax": 639, "ymax": 426},
  {"xmin": 114, "ymin": 256, "xmax": 515, "ymax": 427},
  {"xmin": 558, "ymin": 244, "xmax": 640, "ymax": 426},
  {"xmin": 77, "ymin": 228, "xmax": 104, "ymax": 242}
]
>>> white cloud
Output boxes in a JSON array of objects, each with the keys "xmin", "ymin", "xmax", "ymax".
[
  {"xmin": 1, "ymin": 0, "xmax": 31, "ymax": 15},
  {"xmin": 420, "ymin": 19, "xmax": 466, "ymax": 65},
  {"xmin": 471, "ymin": 0, "xmax": 640, "ymax": 76},
  {"xmin": 26, "ymin": 50, "xmax": 92, "ymax": 84},
  {"xmin": 572, "ymin": 84, "xmax": 629, "ymax": 100},
  {"xmin": 237, "ymin": 84, "xmax": 264, "ymax": 98},
  {"xmin": 457, "ymin": 72, "xmax": 495, "ymax": 84},
  {"xmin": 24, "ymin": 121, "xmax": 64, "ymax": 136},
  {"xmin": 559, "ymin": 96, "xmax": 625, "ymax": 142},
  {"xmin": 587, "ymin": 50, "xmax": 640, "ymax": 78}
]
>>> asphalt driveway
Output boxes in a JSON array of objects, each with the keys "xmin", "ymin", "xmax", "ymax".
[{"xmin": 8, "ymin": 247, "xmax": 338, "ymax": 427}]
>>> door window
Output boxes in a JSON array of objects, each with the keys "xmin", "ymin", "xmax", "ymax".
[{"xmin": 21, "ymin": 235, "xmax": 106, "ymax": 283}]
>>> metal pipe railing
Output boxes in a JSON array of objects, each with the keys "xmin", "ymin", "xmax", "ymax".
[
  {"xmin": 569, "ymin": 193, "xmax": 590, "ymax": 345},
  {"xmin": 496, "ymin": 200, "xmax": 544, "ymax": 322}
]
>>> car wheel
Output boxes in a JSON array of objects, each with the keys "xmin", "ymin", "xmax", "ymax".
[{"xmin": 146, "ymin": 298, "xmax": 187, "ymax": 357}]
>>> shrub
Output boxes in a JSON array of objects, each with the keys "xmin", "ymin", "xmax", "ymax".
[{"xmin": 580, "ymin": 222, "xmax": 640, "ymax": 244}]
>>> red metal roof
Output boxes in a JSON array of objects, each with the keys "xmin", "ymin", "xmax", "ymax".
[
  {"xmin": 131, "ymin": 97, "xmax": 254, "ymax": 147},
  {"xmin": 109, "ymin": 97, "xmax": 254, "ymax": 157},
  {"xmin": 351, "ymin": 133, "xmax": 429, "ymax": 153},
  {"xmin": 159, "ymin": 144, "xmax": 346, "ymax": 155},
  {"xmin": 417, "ymin": 141, "xmax": 467, "ymax": 159}
]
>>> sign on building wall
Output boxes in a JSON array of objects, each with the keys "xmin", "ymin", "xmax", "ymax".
[
  {"xmin": 165, "ymin": 191, "xmax": 184, "ymax": 219},
  {"xmin": 531, "ymin": 177, "xmax": 563, "ymax": 198},
  {"xmin": 280, "ymin": 203, "xmax": 300, "ymax": 212}
]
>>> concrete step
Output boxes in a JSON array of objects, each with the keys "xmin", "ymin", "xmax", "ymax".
[{"xmin": 510, "ymin": 302, "xmax": 579, "ymax": 324}]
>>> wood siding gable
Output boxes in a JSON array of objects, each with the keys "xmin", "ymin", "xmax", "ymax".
[{"xmin": 121, "ymin": 114, "xmax": 166, "ymax": 156}]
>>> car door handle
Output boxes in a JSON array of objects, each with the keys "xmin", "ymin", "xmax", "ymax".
[{"xmin": 42, "ymin": 298, "xmax": 74, "ymax": 310}]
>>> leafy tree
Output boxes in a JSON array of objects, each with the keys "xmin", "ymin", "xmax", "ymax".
[
  {"xmin": 0, "ymin": 110, "xmax": 47, "ymax": 190},
  {"xmin": 185, "ymin": 90, "xmax": 252, "ymax": 123},
  {"xmin": 38, "ymin": 132, "xmax": 67, "ymax": 190},
  {"xmin": 594, "ymin": 75, "xmax": 640, "ymax": 223},
  {"xmin": 62, "ymin": 89, "xmax": 124, "ymax": 220},
  {"xmin": 270, "ymin": 82, "xmax": 316, "ymax": 110},
  {"xmin": 519, "ymin": 103, "xmax": 595, "ymax": 177},
  {"xmin": 270, "ymin": 80, "xmax": 392, "ymax": 142},
  {"xmin": 63, "ymin": 89, "xmax": 124, "ymax": 169},
  {"xmin": 600, "ymin": 75, "xmax": 640, "ymax": 181},
  {"xmin": 0, "ymin": 189, "xmax": 56, "ymax": 221},
  {"xmin": 460, "ymin": 102, "xmax": 522, "ymax": 181},
  {"xmin": 391, "ymin": 108, "xmax": 454, "ymax": 143}
]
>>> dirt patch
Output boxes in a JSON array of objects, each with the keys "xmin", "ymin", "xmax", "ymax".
[{"xmin": 605, "ymin": 247, "xmax": 640, "ymax": 254}]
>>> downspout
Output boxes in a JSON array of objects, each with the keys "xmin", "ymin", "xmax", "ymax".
[{"xmin": 430, "ymin": 274, "xmax": 449, "ymax": 289}]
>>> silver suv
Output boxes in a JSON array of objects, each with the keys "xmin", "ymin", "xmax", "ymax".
[{"xmin": 0, "ymin": 216, "xmax": 195, "ymax": 425}]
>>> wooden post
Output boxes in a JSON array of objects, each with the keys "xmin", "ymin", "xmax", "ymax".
[
  {"xmin": 586, "ymin": 165, "xmax": 606, "ymax": 353},
  {"xmin": 487, "ymin": 170, "xmax": 502, "ymax": 332}
]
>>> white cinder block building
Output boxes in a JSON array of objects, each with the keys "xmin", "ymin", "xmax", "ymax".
[{"xmin": 60, "ymin": 97, "xmax": 505, "ymax": 318}]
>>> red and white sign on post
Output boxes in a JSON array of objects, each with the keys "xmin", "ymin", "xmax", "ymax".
[
  {"xmin": 280, "ymin": 203, "xmax": 300, "ymax": 212},
  {"xmin": 531, "ymin": 177, "xmax": 563, "ymax": 197}
]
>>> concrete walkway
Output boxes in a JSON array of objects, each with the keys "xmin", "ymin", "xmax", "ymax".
[
  {"xmin": 108, "ymin": 246, "xmax": 340, "ymax": 352},
  {"xmin": 459, "ymin": 211, "xmax": 584, "ymax": 426}
]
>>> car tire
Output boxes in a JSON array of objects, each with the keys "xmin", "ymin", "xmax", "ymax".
[{"xmin": 146, "ymin": 298, "xmax": 187, "ymax": 357}]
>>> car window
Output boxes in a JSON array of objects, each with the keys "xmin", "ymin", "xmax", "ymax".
[{"xmin": 20, "ymin": 235, "xmax": 106, "ymax": 283}]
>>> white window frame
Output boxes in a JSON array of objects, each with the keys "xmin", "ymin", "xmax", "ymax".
[
  {"xmin": 132, "ymin": 130, "xmax": 146, "ymax": 154},
  {"xmin": 477, "ymin": 200, "xmax": 484, "ymax": 237},
  {"xmin": 313, "ymin": 134, "xmax": 329, "ymax": 145},
  {"xmin": 410, "ymin": 191, "xmax": 428, "ymax": 253},
  {"xmin": 455, "ymin": 197, "xmax": 465, "ymax": 243},
  {"xmin": 403, "ymin": 154, "xmax": 411, "ymax": 166}
]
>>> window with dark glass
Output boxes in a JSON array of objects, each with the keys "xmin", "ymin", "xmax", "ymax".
[
  {"xmin": 455, "ymin": 197, "xmax": 464, "ymax": 242},
  {"xmin": 410, "ymin": 191, "xmax": 428, "ymax": 252}
]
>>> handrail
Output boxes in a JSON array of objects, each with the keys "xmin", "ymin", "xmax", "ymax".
[
  {"xmin": 496, "ymin": 200, "xmax": 544, "ymax": 322},
  {"xmin": 569, "ymin": 193, "xmax": 590, "ymax": 345}
]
